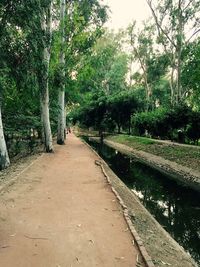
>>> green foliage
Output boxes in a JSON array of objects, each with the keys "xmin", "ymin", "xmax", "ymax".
[
  {"xmin": 147, "ymin": 54, "xmax": 170, "ymax": 84},
  {"xmin": 182, "ymin": 40, "xmax": 200, "ymax": 110},
  {"xmin": 0, "ymin": 0, "xmax": 108, "ymax": 158},
  {"xmin": 146, "ymin": 0, "xmax": 200, "ymax": 104},
  {"xmin": 71, "ymin": 90, "xmax": 141, "ymax": 134},
  {"xmin": 107, "ymin": 90, "xmax": 141, "ymax": 133},
  {"xmin": 186, "ymin": 112, "xmax": 200, "ymax": 144},
  {"xmin": 1, "ymin": 0, "xmax": 200, "ymax": 162},
  {"xmin": 75, "ymin": 31, "xmax": 128, "ymax": 94},
  {"xmin": 133, "ymin": 108, "xmax": 169, "ymax": 137},
  {"xmin": 132, "ymin": 104, "xmax": 199, "ymax": 143}
]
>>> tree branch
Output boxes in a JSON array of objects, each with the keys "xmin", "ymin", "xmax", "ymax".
[
  {"xmin": 187, "ymin": 28, "xmax": 200, "ymax": 42},
  {"xmin": 146, "ymin": 0, "xmax": 177, "ymax": 48},
  {"xmin": 183, "ymin": 0, "xmax": 194, "ymax": 12}
]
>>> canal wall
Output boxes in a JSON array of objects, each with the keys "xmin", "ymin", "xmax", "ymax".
[{"xmin": 91, "ymin": 137, "xmax": 200, "ymax": 192}]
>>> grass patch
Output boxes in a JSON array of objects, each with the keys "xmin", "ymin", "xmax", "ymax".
[{"xmin": 107, "ymin": 135, "xmax": 156, "ymax": 148}]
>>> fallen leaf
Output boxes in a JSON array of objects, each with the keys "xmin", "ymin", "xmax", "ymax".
[
  {"xmin": 1, "ymin": 245, "xmax": 10, "ymax": 249},
  {"xmin": 24, "ymin": 235, "xmax": 48, "ymax": 240},
  {"xmin": 10, "ymin": 233, "xmax": 16, "ymax": 237},
  {"xmin": 136, "ymin": 254, "xmax": 139, "ymax": 262},
  {"xmin": 161, "ymin": 260, "xmax": 171, "ymax": 266},
  {"xmin": 115, "ymin": 257, "xmax": 125, "ymax": 260}
]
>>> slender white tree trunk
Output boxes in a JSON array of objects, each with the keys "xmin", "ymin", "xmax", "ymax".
[
  {"xmin": 57, "ymin": 90, "xmax": 65, "ymax": 144},
  {"xmin": 170, "ymin": 67, "xmax": 175, "ymax": 105},
  {"xmin": 40, "ymin": 2, "xmax": 53, "ymax": 152},
  {"xmin": 176, "ymin": 0, "xmax": 183, "ymax": 103},
  {"xmin": 41, "ymin": 86, "xmax": 53, "ymax": 152},
  {"xmin": 57, "ymin": 0, "xmax": 66, "ymax": 145},
  {"xmin": 0, "ymin": 106, "xmax": 10, "ymax": 170}
]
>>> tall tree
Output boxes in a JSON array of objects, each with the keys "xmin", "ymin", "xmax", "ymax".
[
  {"xmin": 128, "ymin": 22, "xmax": 155, "ymax": 111},
  {"xmin": 75, "ymin": 31, "xmax": 126, "ymax": 96},
  {"xmin": 146, "ymin": 0, "xmax": 200, "ymax": 104},
  {"xmin": 0, "ymin": 93, "xmax": 10, "ymax": 170},
  {"xmin": 0, "ymin": 0, "xmax": 25, "ymax": 169},
  {"xmin": 38, "ymin": 1, "xmax": 54, "ymax": 152},
  {"xmin": 182, "ymin": 39, "xmax": 200, "ymax": 110},
  {"xmin": 57, "ymin": 0, "xmax": 66, "ymax": 144},
  {"xmin": 55, "ymin": 0, "xmax": 108, "ymax": 144}
]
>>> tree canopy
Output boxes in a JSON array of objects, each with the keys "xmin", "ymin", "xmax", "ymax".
[{"xmin": 1, "ymin": 0, "xmax": 200, "ymax": 169}]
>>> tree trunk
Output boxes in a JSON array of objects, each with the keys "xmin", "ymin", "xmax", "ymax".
[
  {"xmin": 128, "ymin": 116, "xmax": 131, "ymax": 135},
  {"xmin": 142, "ymin": 66, "xmax": 152, "ymax": 112},
  {"xmin": 177, "ymin": 0, "xmax": 183, "ymax": 103},
  {"xmin": 170, "ymin": 66, "xmax": 175, "ymax": 106},
  {"xmin": 117, "ymin": 124, "xmax": 121, "ymax": 134},
  {"xmin": 135, "ymin": 48, "xmax": 152, "ymax": 111},
  {"xmin": 57, "ymin": 0, "xmax": 66, "ymax": 145},
  {"xmin": 40, "ymin": 2, "xmax": 53, "ymax": 152},
  {"xmin": 0, "ymin": 106, "xmax": 10, "ymax": 170},
  {"xmin": 57, "ymin": 90, "xmax": 65, "ymax": 144},
  {"xmin": 41, "ymin": 90, "xmax": 53, "ymax": 152}
]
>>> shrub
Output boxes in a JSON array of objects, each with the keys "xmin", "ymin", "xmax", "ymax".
[
  {"xmin": 132, "ymin": 104, "xmax": 200, "ymax": 144},
  {"xmin": 132, "ymin": 108, "xmax": 170, "ymax": 138}
]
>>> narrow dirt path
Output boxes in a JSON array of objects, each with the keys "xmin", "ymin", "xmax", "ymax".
[{"xmin": 0, "ymin": 134, "xmax": 142, "ymax": 267}]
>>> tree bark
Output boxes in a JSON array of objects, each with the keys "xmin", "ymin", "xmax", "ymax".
[
  {"xmin": 117, "ymin": 124, "xmax": 121, "ymax": 134},
  {"xmin": 135, "ymin": 48, "xmax": 152, "ymax": 111},
  {"xmin": 176, "ymin": 0, "xmax": 183, "ymax": 102},
  {"xmin": 128, "ymin": 116, "xmax": 131, "ymax": 135},
  {"xmin": 40, "ymin": 90, "xmax": 53, "ymax": 152},
  {"xmin": 40, "ymin": 2, "xmax": 53, "ymax": 152},
  {"xmin": 170, "ymin": 64, "xmax": 175, "ymax": 106},
  {"xmin": 0, "ymin": 106, "xmax": 10, "ymax": 170},
  {"xmin": 57, "ymin": 90, "xmax": 65, "ymax": 144},
  {"xmin": 57, "ymin": 0, "xmax": 66, "ymax": 145}
]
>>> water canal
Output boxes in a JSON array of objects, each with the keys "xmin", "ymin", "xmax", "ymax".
[{"xmin": 84, "ymin": 137, "xmax": 200, "ymax": 265}]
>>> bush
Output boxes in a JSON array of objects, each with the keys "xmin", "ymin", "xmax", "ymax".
[
  {"xmin": 186, "ymin": 112, "xmax": 200, "ymax": 144},
  {"xmin": 132, "ymin": 104, "xmax": 200, "ymax": 144},
  {"xmin": 132, "ymin": 108, "xmax": 170, "ymax": 138}
]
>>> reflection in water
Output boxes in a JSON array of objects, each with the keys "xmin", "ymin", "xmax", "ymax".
[{"xmin": 85, "ymin": 138, "xmax": 200, "ymax": 265}]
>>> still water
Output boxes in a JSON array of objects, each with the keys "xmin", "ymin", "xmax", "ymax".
[{"xmin": 84, "ymin": 137, "xmax": 200, "ymax": 265}]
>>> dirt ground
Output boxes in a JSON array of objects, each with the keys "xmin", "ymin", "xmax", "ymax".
[{"xmin": 0, "ymin": 134, "xmax": 144, "ymax": 267}]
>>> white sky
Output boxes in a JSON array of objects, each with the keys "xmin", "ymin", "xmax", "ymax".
[{"xmin": 103, "ymin": 0, "xmax": 151, "ymax": 30}]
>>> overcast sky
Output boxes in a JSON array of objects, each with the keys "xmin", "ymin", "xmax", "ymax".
[{"xmin": 103, "ymin": 0, "xmax": 151, "ymax": 30}]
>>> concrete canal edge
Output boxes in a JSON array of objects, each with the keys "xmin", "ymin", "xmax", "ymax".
[
  {"xmin": 83, "ymin": 137, "xmax": 198, "ymax": 267},
  {"xmin": 103, "ymin": 138, "xmax": 200, "ymax": 192}
]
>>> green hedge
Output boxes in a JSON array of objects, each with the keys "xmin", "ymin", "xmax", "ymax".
[{"xmin": 132, "ymin": 104, "xmax": 200, "ymax": 144}]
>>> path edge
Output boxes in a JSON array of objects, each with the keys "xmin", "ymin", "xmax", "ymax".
[
  {"xmin": 82, "ymin": 139, "xmax": 155, "ymax": 267},
  {"xmin": 0, "ymin": 153, "xmax": 45, "ymax": 194}
]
